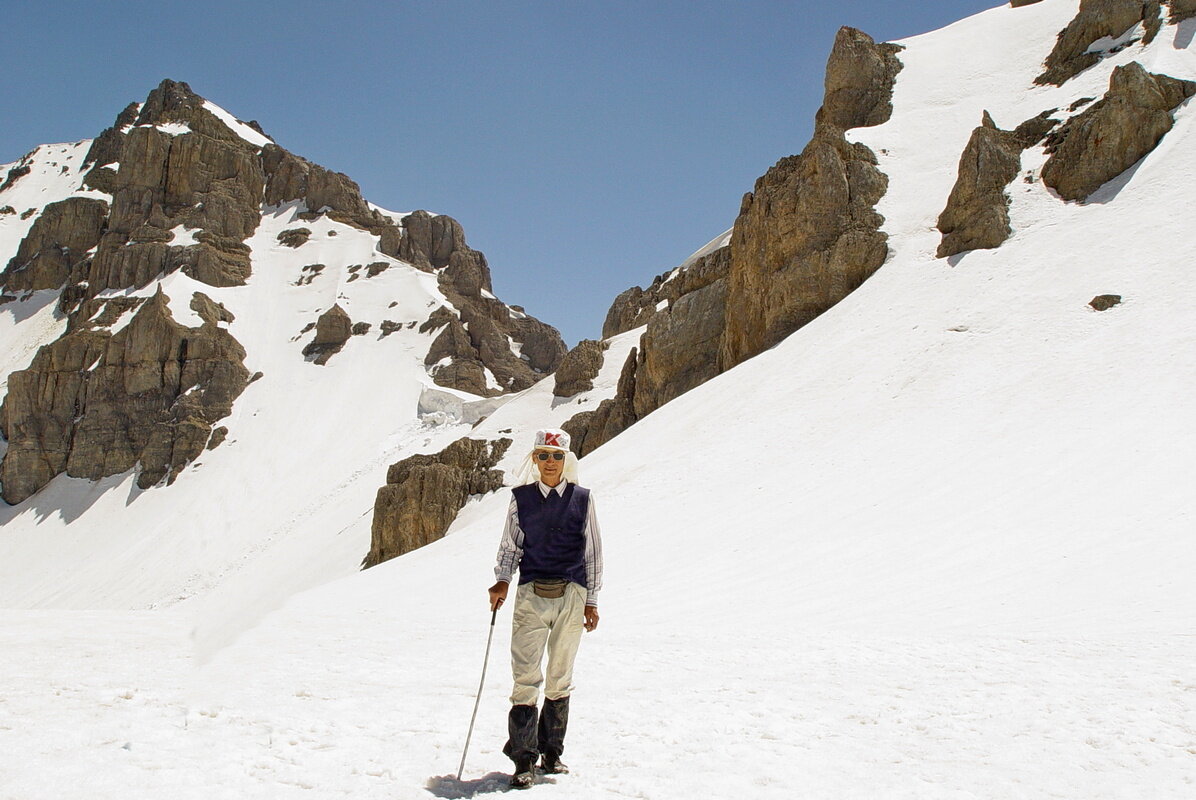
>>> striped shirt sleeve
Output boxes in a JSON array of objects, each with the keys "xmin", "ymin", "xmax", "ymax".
[
  {"xmin": 494, "ymin": 496, "xmax": 523, "ymax": 584},
  {"xmin": 584, "ymin": 494, "xmax": 603, "ymax": 607}
]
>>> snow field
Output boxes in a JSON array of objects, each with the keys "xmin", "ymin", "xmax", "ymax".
[{"xmin": 2, "ymin": 1, "xmax": 1196, "ymax": 797}]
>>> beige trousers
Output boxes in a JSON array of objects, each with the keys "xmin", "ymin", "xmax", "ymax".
[{"xmin": 509, "ymin": 581, "xmax": 586, "ymax": 706}]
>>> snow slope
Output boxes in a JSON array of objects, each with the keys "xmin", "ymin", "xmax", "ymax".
[{"xmin": 2, "ymin": 1, "xmax": 1195, "ymax": 798}]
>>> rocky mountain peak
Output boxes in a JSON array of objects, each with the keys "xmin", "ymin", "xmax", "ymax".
[{"xmin": 0, "ymin": 79, "xmax": 566, "ymax": 506}]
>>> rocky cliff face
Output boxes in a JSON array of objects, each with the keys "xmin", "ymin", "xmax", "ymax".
[
  {"xmin": 0, "ymin": 79, "xmax": 565, "ymax": 505},
  {"xmin": 936, "ymin": 111, "xmax": 1058, "ymax": 258},
  {"xmin": 563, "ymin": 27, "xmax": 902, "ymax": 456},
  {"xmin": 1, "ymin": 288, "xmax": 248, "ymax": 503},
  {"xmin": 364, "ymin": 437, "xmax": 511, "ymax": 567}
]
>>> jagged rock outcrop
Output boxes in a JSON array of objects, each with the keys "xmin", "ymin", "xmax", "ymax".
[
  {"xmin": 720, "ymin": 30, "xmax": 900, "ymax": 371},
  {"xmin": 1173, "ymin": 0, "xmax": 1196, "ymax": 23},
  {"xmin": 302, "ymin": 304, "xmax": 353, "ymax": 365},
  {"xmin": 1042, "ymin": 62, "xmax": 1195, "ymax": 201},
  {"xmin": 262, "ymin": 145, "xmax": 390, "ymax": 234},
  {"xmin": 1035, "ymin": 1, "xmax": 1162, "ymax": 87},
  {"xmin": 410, "ymin": 213, "xmax": 567, "ymax": 396},
  {"xmin": 819, "ymin": 26, "xmax": 905, "ymax": 130},
  {"xmin": 936, "ymin": 110, "xmax": 1059, "ymax": 258},
  {"xmin": 396, "ymin": 210, "xmax": 465, "ymax": 273},
  {"xmin": 602, "ymin": 241, "xmax": 732, "ymax": 339},
  {"xmin": 561, "ymin": 349, "xmax": 639, "ymax": 458},
  {"xmin": 566, "ymin": 27, "xmax": 903, "ymax": 456},
  {"xmin": 632, "ymin": 247, "xmax": 730, "ymax": 418},
  {"xmin": 363, "ymin": 437, "xmax": 511, "ymax": 567},
  {"xmin": 604, "ymin": 284, "xmax": 660, "ymax": 339},
  {"xmin": 1, "ymin": 197, "xmax": 109, "ymax": 292},
  {"xmin": 0, "ymin": 287, "xmax": 249, "ymax": 504},
  {"xmin": 553, "ymin": 339, "xmax": 608, "ymax": 397},
  {"xmin": 79, "ymin": 80, "xmax": 267, "ymax": 296}
]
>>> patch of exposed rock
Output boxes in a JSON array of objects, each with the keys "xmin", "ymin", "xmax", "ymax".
[
  {"xmin": 602, "ymin": 243, "xmax": 731, "ymax": 339},
  {"xmin": 1090, "ymin": 294, "xmax": 1123, "ymax": 310},
  {"xmin": 936, "ymin": 110, "xmax": 1059, "ymax": 258},
  {"xmin": 363, "ymin": 437, "xmax": 511, "ymax": 567},
  {"xmin": 818, "ymin": 26, "xmax": 905, "ymax": 130},
  {"xmin": 0, "ymin": 287, "xmax": 249, "ymax": 504},
  {"xmin": 632, "ymin": 247, "xmax": 730, "ymax": 418},
  {"xmin": 1, "ymin": 164, "xmax": 31, "ymax": 193},
  {"xmin": 412, "ymin": 212, "xmax": 568, "ymax": 396},
  {"xmin": 561, "ymin": 349, "xmax": 640, "ymax": 458},
  {"xmin": 262, "ymin": 145, "xmax": 391, "ymax": 233},
  {"xmin": 1, "ymin": 197, "xmax": 109, "ymax": 292},
  {"xmin": 1035, "ymin": 1, "xmax": 1162, "ymax": 87},
  {"xmin": 1042, "ymin": 62, "xmax": 1195, "ymax": 201},
  {"xmin": 302, "ymin": 304, "xmax": 353, "ymax": 365},
  {"xmin": 277, "ymin": 228, "xmax": 312, "ymax": 248},
  {"xmin": 1011, "ymin": 0, "xmax": 1045, "ymax": 7},
  {"xmin": 553, "ymin": 339, "xmax": 609, "ymax": 397},
  {"xmin": 1173, "ymin": 0, "xmax": 1196, "ymax": 23}
]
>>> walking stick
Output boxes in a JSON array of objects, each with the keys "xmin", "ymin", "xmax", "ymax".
[{"xmin": 457, "ymin": 606, "xmax": 499, "ymax": 781}]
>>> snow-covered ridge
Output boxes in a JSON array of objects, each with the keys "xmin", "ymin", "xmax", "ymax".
[{"xmin": 202, "ymin": 100, "xmax": 273, "ymax": 148}]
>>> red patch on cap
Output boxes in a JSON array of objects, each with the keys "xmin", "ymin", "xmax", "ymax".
[{"xmin": 543, "ymin": 432, "xmax": 562, "ymax": 447}]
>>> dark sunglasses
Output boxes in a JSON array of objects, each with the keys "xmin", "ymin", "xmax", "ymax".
[{"xmin": 536, "ymin": 452, "xmax": 566, "ymax": 461}]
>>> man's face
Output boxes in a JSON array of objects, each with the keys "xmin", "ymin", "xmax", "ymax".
[{"xmin": 534, "ymin": 448, "xmax": 565, "ymax": 484}]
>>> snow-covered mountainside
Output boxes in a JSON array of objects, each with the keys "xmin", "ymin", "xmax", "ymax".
[
  {"xmin": 0, "ymin": 80, "xmax": 566, "ymax": 622},
  {"xmin": 3, "ymin": 2, "xmax": 1195, "ymax": 798}
]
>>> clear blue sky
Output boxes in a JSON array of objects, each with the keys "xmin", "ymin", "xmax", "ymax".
[{"xmin": 2, "ymin": 1, "xmax": 1003, "ymax": 345}]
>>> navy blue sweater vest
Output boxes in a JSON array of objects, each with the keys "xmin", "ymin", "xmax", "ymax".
[{"xmin": 512, "ymin": 482, "xmax": 590, "ymax": 587}]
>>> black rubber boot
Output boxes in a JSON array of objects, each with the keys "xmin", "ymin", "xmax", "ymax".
[
  {"xmin": 537, "ymin": 696, "xmax": 570, "ymax": 773},
  {"xmin": 503, "ymin": 703, "xmax": 539, "ymax": 780}
]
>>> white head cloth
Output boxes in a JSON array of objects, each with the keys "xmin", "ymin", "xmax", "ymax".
[{"xmin": 513, "ymin": 428, "xmax": 580, "ymax": 486}]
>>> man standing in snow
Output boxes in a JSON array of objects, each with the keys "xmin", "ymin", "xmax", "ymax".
[{"xmin": 488, "ymin": 428, "xmax": 603, "ymax": 789}]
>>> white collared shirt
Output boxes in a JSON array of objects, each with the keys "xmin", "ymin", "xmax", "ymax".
[{"xmin": 494, "ymin": 480, "xmax": 604, "ymax": 607}]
